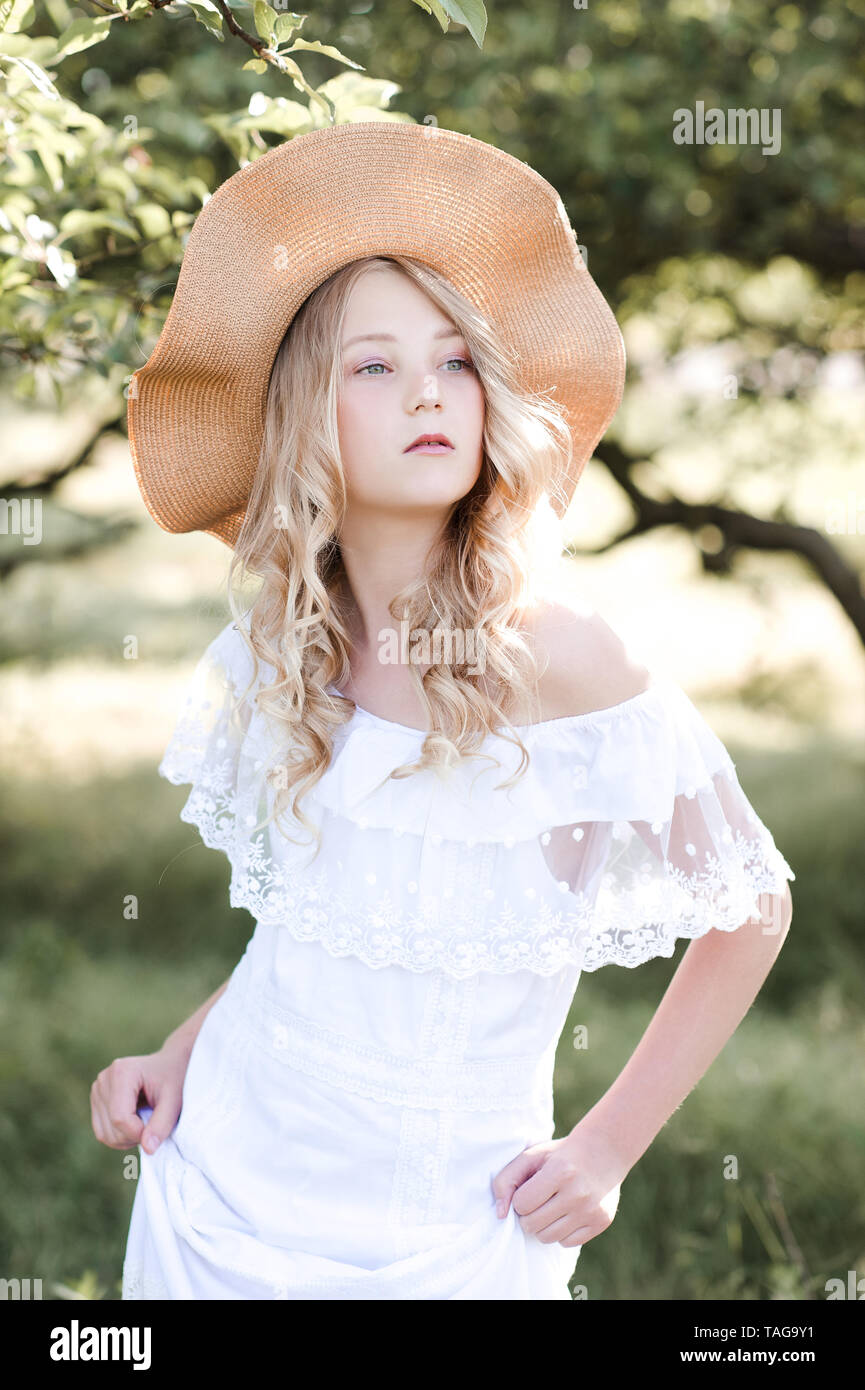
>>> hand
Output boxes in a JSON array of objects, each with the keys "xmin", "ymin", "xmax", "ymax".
[
  {"xmin": 90, "ymin": 1039, "xmax": 191, "ymax": 1155},
  {"xmin": 490, "ymin": 1121, "xmax": 631, "ymax": 1247}
]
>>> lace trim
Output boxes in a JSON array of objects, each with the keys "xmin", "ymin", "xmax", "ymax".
[
  {"xmin": 121, "ymin": 1261, "xmax": 173, "ymax": 1300},
  {"xmin": 579, "ymin": 830, "xmax": 792, "ymax": 971},
  {"xmin": 388, "ymin": 972, "xmax": 470, "ymax": 1258},
  {"xmin": 218, "ymin": 980, "xmax": 546, "ymax": 1109},
  {"xmin": 156, "ymin": 623, "xmax": 795, "ymax": 977},
  {"xmin": 176, "ymin": 790, "xmax": 792, "ymax": 976}
]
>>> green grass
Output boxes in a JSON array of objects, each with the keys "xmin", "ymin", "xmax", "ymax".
[
  {"xmin": 554, "ymin": 990, "xmax": 865, "ymax": 1300},
  {"xmin": 0, "ymin": 732, "xmax": 861, "ymax": 1300}
]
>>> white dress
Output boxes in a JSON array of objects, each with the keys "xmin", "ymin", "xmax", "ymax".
[{"xmin": 121, "ymin": 619, "xmax": 795, "ymax": 1300}]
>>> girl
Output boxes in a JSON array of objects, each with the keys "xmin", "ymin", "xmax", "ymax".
[{"xmin": 92, "ymin": 123, "xmax": 794, "ymax": 1300}]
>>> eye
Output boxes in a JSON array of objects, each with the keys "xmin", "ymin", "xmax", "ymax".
[{"xmin": 354, "ymin": 356, "xmax": 474, "ymax": 376}]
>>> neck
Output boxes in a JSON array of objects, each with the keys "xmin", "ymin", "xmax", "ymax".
[{"xmin": 338, "ymin": 511, "xmax": 445, "ymax": 666}]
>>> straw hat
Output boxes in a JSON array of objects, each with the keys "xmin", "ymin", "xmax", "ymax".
[{"xmin": 127, "ymin": 121, "xmax": 626, "ymax": 550}]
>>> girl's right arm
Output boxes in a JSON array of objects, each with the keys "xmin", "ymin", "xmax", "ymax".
[{"xmin": 90, "ymin": 977, "xmax": 230, "ymax": 1154}]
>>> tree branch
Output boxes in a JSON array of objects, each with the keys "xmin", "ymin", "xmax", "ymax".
[
  {"xmin": 10, "ymin": 413, "xmax": 126, "ymax": 495},
  {"xmin": 0, "ymin": 413, "xmax": 135, "ymax": 580},
  {"xmin": 580, "ymin": 440, "xmax": 865, "ymax": 647},
  {"xmin": 0, "ymin": 516, "xmax": 138, "ymax": 581},
  {"xmin": 210, "ymin": 0, "xmax": 279, "ymax": 59}
]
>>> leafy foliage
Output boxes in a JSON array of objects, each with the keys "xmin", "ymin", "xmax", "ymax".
[{"xmin": 0, "ymin": 0, "xmax": 863, "ymax": 640}]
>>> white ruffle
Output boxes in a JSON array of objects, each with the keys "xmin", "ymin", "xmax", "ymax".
[
  {"xmin": 158, "ymin": 620, "xmax": 795, "ymax": 978},
  {"xmin": 312, "ymin": 680, "xmax": 738, "ymax": 839}
]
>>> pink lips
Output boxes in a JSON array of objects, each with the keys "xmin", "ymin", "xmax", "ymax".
[{"xmin": 404, "ymin": 433, "xmax": 454, "ymax": 453}]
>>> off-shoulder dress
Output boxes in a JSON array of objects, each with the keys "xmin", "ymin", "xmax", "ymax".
[{"xmin": 121, "ymin": 619, "xmax": 794, "ymax": 1300}]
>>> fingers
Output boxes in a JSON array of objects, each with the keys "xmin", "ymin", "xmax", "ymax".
[
  {"xmin": 89, "ymin": 1058, "xmax": 147, "ymax": 1150},
  {"xmin": 518, "ymin": 1193, "xmax": 614, "ymax": 1245},
  {"xmin": 140, "ymin": 1087, "xmax": 183, "ymax": 1154},
  {"xmin": 527, "ymin": 1211, "xmax": 593, "ymax": 1245},
  {"xmin": 490, "ymin": 1170, "xmax": 523, "ymax": 1218},
  {"xmin": 90, "ymin": 1053, "xmax": 187, "ymax": 1153},
  {"xmin": 490, "ymin": 1143, "xmax": 550, "ymax": 1216}
]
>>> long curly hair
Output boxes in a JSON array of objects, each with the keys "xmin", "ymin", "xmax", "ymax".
[{"xmin": 224, "ymin": 253, "xmax": 574, "ymax": 859}]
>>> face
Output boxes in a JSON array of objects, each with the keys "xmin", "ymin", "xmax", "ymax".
[{"xmin": 336, "ymin": 265, "xmax": 486, "ymax": 514}]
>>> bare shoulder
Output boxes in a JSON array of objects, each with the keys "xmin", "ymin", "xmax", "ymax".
[{"xmin": 520, "ymin": 597, "xmax": 654, "ymax": 721}]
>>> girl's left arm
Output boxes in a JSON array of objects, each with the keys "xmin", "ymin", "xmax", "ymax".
[
  {"xmin": 577, "ymin": 886, "xmax": 793, "ymax": 1175},
  {"xmin": 491, "ymin": 887, "xmax": 792, "ymax": 1239}
]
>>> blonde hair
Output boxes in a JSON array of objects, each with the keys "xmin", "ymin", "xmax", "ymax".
[{"xmin": 225, "ymin": 254, "xmax": 574, "ymax": 859}]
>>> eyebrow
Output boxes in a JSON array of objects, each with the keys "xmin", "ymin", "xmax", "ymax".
[{"xmin": 342, "ymin": 326, "xmax": 464, "ymax": 349}]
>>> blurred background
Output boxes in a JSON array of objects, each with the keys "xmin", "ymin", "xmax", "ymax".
[{"xmin": 1, "ymin": 0, "xmax": 863, "ymax": 1300}]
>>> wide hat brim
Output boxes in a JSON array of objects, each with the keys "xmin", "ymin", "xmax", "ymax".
[{"xmin": 127, "ymin": 121, "xmax": 626, "ymax": 550}]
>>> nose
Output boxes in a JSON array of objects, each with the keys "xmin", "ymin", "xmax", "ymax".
[{"xmin": 407, "ymin": 369, "xmax": 443, "ymax": 411}]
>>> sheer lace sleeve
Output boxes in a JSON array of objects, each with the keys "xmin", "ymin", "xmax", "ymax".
[
  {"xmin": 521, "ymin": 679, "xmax": 795, "ymax": 970},
  {"xmin": 157, "ymin": 621, "xmax": 276, "ymax": 901}
]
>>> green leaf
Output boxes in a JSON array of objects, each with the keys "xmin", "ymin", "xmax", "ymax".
[
  {"xmin": 177, "ymin": 177, "xmax": 211, "ymax": 207},
  {"xmin": 274, "ymin": 52, "xmax": 322, "ymax": 107},
  {"xmin": 273, "ymin": 12, "xmax": 303, "ymax": 43},
  {"xmin": 205, "ymin": 94, "xmax": 310, "ymax": 138},
  {"xmin": 95, "ymin": 164, "xmax": 138, "ymax": 199},
  {"xmin": 1, "ymin": 145, "xmax": 37, "ymax": 186},
  {"xmin": 242, "ymin": 58, "xmax": 268, "ymax": 74},
  {"xmin": 27, "ymin": 111, "xmax": 84, "ymax": 164},
  {"xmin": 51, "ymin": 16, "xmax": 112, "ymax": 63},
  {"xmin": 186, "ymin": 2, "xmax": 224, "ymax": 42},
  {"xmin": 410, "ymin": 0, "xmax": 450, "ymax": 33},
  {"xmin": 284, "ymin": 38, "xmax": 364, "ymax": 72},
  {"xmin": 0, "ymin": 258, "xmax": 30, "ymax": 293},
  {"xmin": 328, "ymin": 107, "xmax": 412, "ymax": 127},
  {"xmin": 316, "ymin": 70, "xmax": 402, "ymax": 115},
  {"xmin": 253, "ymin": 1, "xmax": 277, "ymax": 42},
  {"xmin": 0, "ymin": 31, "xmax": 45, "ymax": 55},
  {"xmin": 57, "ymin": 209, "xmax": 139, "ymax": 241},
  {"xmin": 0, "ymin": 52, "xmax": 61, "ymax": 99},
  {"xmin": 0, "ymin": 0, "xmax": 36, "ymax": 35},
  {"xmin": 32, "ymin": 136, "xmax": 63, "ymax": 191},
  {"xmin": 131, "ymin": 202, "xmax": 172, "ymax": 239},
  {"xmin": 440, "ymin": 0, "xmax": 486, "ymax": 47}
]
